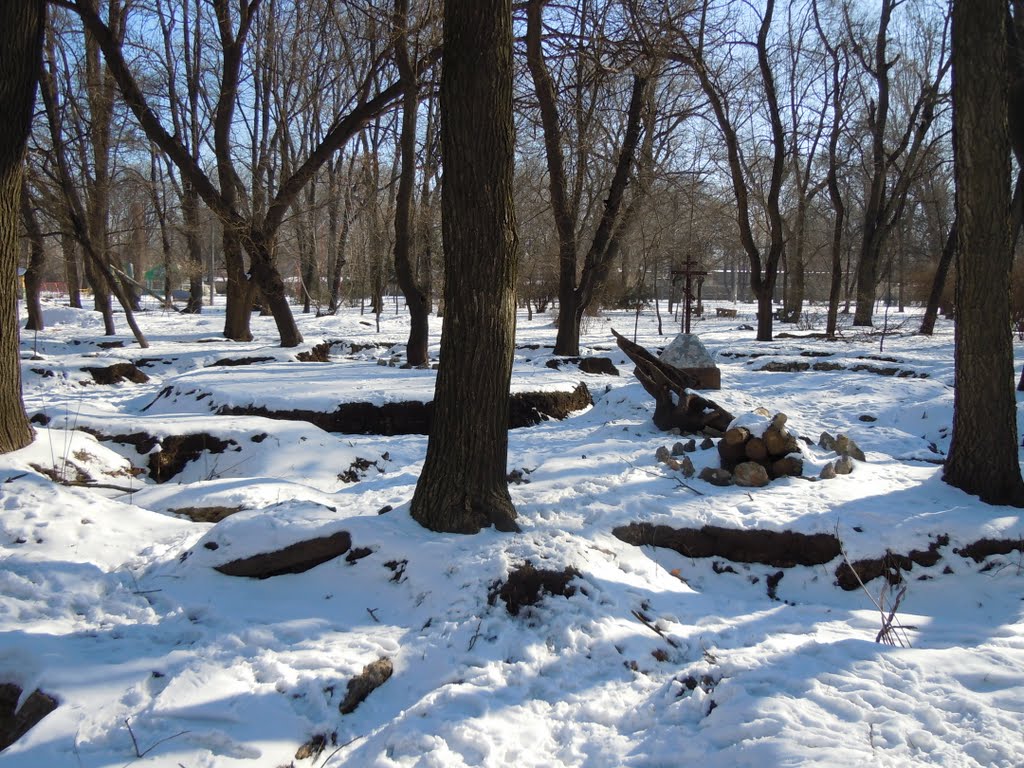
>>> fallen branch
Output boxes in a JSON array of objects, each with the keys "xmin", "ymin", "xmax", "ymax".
[{"xmin": 611, "ymin": 328, "xmax": 733, "ymax": 433}]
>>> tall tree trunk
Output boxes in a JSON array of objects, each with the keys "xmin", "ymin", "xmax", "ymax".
[
  {"xmin": 20, "ymin": 181, "xmax": 45, "ymax": 332},
  {"xmin": 61, "ymin": 227, "xmax": 82, "ymax": 308},
  {"xmin": 327, "ymin": 155, "xmax": 355, "ymax": 314},
  {"xmin": 40, "ymin": 37, "xmax": 147, "ymax": 347},
  {"xmin": 919, "ymin": 219, "xmax": 956, "ymax": 335},
  {"xmin": 411, "ymin": 0, "xmax": 519, "ymax": 534},
  {"xmin": 392, "ymin": 0, "xmax": 430, "ymax": 365},
  {"xmin": 125, "ymin": 200, "xmax": 146, "ymax": 310},
  {"xmin": 944, "ymin": 0, "xmax": 1024, "ymax": 506},
  {"xmin": 222, "ymin": 227, "xmax": 254, "ymax": 341},
  {"xmin": 180, "ymin": 180, "xmax": 205, "ymax": 313},
  {"xmin": 0, "ymin": 0, "xmax": 43, "ymax": 454},
  {"xmin": 526, "ymin": 1, "xmax": 646, "ymax": 356},
  {"xmin": 82, "ymin": 0, "xmax": 124, "ymax": 335}
]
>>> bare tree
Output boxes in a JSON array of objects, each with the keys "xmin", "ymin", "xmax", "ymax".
[
  {"xmin": 526, "ymin": 0, "xmax": 650, "ymax": 355},
  {"xmin": 813, "ymin": 0, "xmax": 852, "ymax": 338},
  {"xmin": 57, "ymin": 0, "xmax": 426, "ymax": 347},
  {"xmin": 39, "ymin": 36, "xmax": 149, "ymax": 347},
  {"xmin": 849, "ymin": 0, "xmax": 951, "ymax": 326},
  {"xmin": 633, "ymin": 0, "xmax": 789, "ymax": 341},
  {"xmin": 153, "ymin": 0, "xmax": 208, "ymax": 314}
]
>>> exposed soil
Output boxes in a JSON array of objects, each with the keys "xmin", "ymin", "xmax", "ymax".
[
  {"xmin": 79, "ymin": 428, "xmax": 159, "ymax": 455},
  {"xmin": 338, "ymin": 457, "xmax": 383, "ymax": 483},
  {"xmin": 834, "ymin": 536, "xmax": 949, "ymax": 591},
  {"xmin": 0, "ymin": 683, "xmax": 58, "ymax": 751},
  {"xmin": 215, "ymin": 383, "xmax": 593, "ymax": 435},
  {"xmin": 488, "ymin": 561, "xmax": 582, "ymax": 616},
  {"xmin": 149, "ymin": 433, "xmax": 237, "ymax": 482},
  {"xmin": 214, "ymin": 530, "xmax": 352, "ymax": 578},
  {"xmin": 207, "ymin": 356, "xmax": 275, "ymax": 367},
  {"xmin": 169, "ymin": 505, "xmax": 244, "ymax": 523},
  {"xmin": 296, "ymin": 341, "xmax": 333, "ymax": 362},
  {"xmin": 956, "ymin": 537, "xmax": 1024, "ymax": 563},
  {"xmin": 508, "ymin": 383, "xmax": 593, "ymax": 426},
  {"xmin": 612, "ymin": 523, "xmax": 1004, "ymax": 593},
  {"xmin": 750, "ymin": 358, "xmax": 927, "ymax": 378},
  {"xmin": 339, "ymin": 657, "xmax": 393, "ymax": 715},
  {"xmin": 81, "ymin": 363, "xmax": 150, "ymax": 385},
  {"xmin": 612, "ymin": 523, "xmax": 842, "ymax": 568}
]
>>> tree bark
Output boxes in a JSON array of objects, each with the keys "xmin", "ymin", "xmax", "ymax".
[
  {"xmin": 944, "ymin": 0, "xmax": 1024, "ymax": 506},
  {"xmin": 411, "ymin": 0, "xmax": 519, "ymax": 534},
  {"xmin": 0, "ymin": 0, "xmax": 43, "ymax": 454}
]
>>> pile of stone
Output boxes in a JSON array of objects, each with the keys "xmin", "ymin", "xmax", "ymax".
[
  {"xmin": 817, "ymin": 431, "xmax": 864, "ymax": 479},
  {"xmin": 713, "ymin": 413, "xmax": 804, "ymax": 487},
  {"xmin": 655, "ymin": 412, "xmax": 867, "ymax": 489}
]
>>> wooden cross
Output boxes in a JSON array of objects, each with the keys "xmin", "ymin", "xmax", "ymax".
[{"xmin": 671, "ymin": 258, "xmax": 708, "ymax": 334}]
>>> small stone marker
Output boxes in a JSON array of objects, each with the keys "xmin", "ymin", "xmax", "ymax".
[{"xmin": 659, "ymin": 333, "xmax": 721, "ymax": 389}]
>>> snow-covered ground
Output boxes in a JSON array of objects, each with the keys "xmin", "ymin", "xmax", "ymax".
[{"xmin": 2, "ymin": 297, "xmax": 1023, "ymax": 767}]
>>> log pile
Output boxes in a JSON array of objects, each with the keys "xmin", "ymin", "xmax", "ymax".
[{"xmin": 717, "ymin": 413, "xmax": 803, "ymax": 480}]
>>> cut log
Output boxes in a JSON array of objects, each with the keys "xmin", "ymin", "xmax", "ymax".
[
  {"xmin": 771, "ymin": 456, "xmax": 804, "ymax": 478},
  {"xmin": 612, "ymin": 328, "xmax": 733, "ymax": 434},
  {"xmin": 717, "ymin": 439, "xmax": 748, "ymax": 469},
  {"xmin": 764, "ymin": 426, "xmax": 800, "ymax": 457},
  {"xmin": 745, "ymin": 437, "xmax": 768, "ymax": 462},
  {"xmin": 723, "ymin": 427, "xmax": 750, "ymax": 446}
]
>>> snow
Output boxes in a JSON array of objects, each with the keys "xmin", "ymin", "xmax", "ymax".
[{"xmin": 2, "ymin": 298, "xmax": 1024, "ymax": 767}]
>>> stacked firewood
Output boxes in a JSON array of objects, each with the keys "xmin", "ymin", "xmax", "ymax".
[{"xmin": 717, "ymin": 413, "xmax": 803, "ymax": 480}]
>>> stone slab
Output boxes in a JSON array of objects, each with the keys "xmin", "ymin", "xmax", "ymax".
[{"xmin": 659, "ymin": 333, "xmax": 721, "ymax": 389}]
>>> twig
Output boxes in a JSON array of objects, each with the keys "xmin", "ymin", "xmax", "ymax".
[
  {"xmin": 319, "ymin": 734, "xmax": 364, "ymax": 767},
  {"xmin": 630, "ymin": 609, "xmax": 680, "ymax": 648},
  {"xmin": 626, "ymin": 460, "xmax": 704, "ymax": 496},
  {"xmin": 467, "ymin": 619, "xmax": 483, "ymax": 651},
  {"xmin": 875, "ymin": 584, "xmax": 909, "ymax": 645},
  {"xmin": 123, "ymin": 718, "xmax": 190, "ymax": 765},
  {"xmin": 835, "ymin": 523, "xmax": 911, "ymax": 648},
  {"xmin": 366, "ymin": 607, "xmax": 380, "ymax": 623}
]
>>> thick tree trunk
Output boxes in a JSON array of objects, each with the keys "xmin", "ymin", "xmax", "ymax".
[
  {"xmin": 944, "ymin": 0, "xmax": 1024, "ymax": 506},
  {"xmin": 411, "ymin": 0, "xmax": 519, "ymax": 534},
  {"xmin": 0, "ymin": 0, "xmax": 43, "ymax": 454},
  {"xmin": 61, "ymin": 228, "xmax": 82, "ymax": 308}
]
